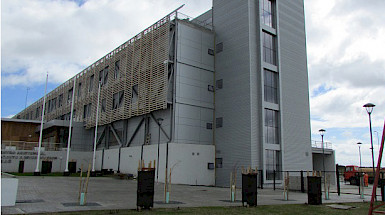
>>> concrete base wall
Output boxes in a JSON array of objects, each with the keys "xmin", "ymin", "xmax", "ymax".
[
  {"xmin": 96, "ymin": 143, "xmax": 215, "ymax": 186},
  {"xmin": 1, "ymin": 150, "xmax": 92, "ymax": 173}
]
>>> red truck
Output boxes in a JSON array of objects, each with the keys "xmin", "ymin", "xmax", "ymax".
[{"xmin": 344, "ymin": 165, "xmax": 385, "ymax": 185}]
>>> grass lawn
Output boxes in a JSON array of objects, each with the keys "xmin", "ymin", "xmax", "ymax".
[{"xmin": 38, "ymin": 202, "xmax": 385, "ymax": 215}]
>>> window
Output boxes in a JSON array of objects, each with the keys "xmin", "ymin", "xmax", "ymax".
[
  {"xmin": 51, "ymin": 98, "xmax": 57, "ymax": 112},
  {"xmin": 216, "ymin": 117, "xmax": 223, "ymax": 128},
  {"xmin": 68, "ymin": 88, "xmax": 73, "ymax": 103},
  {"xmin": 216, "ymin": 79, "xmax": 223, "ymax": 89},
  {"xmin": 35, "ymin": 107, "xmax": 40, "ymax": 118},
  {"xmin": 101, "ymin": 98, "xmax": 106, "ymax": 113},
  {"xmin": 261, "ymin": 0, "xmax": 274, "ymax": 28},
  {"xmin": 113, "ymin": 91, "xmax": 124, "ymax": 109},
  {"xmin": 264, "ymin": 69, "xmax": 278, "ymax": 103},
  {"xmin": 215, "ymin": 158, "xmax": 223, "ymax": 168},
  {"xmin": 264, "ymin": 109, "xmax": 279, "ymax": 144},
  {"xmin": 266, "ymin": 150, "xmax": 281, "ymax": 180},
  {"xmin": 206, "ymin": 123, "xmax": 213, "ymax": 130},
  {"xmin": 114, "ymin": 60, "xmax": 120, "ymax": 79},
  {"xmin": 83, "ymin": 103, "xmax": 92, "ymax": 119},
  {"xmin": 99, "ymin": 66, "xmax": 109, "ymax": 86},
  {"xmin": 131, "ymin": 85, "xmax": 138, "ymax": 103},
  {"xmin": 58, "ymin": 94, "xmax": 63, "ymax": 107},
  {"xmin": 208, "ymin": 48, "xmax": 214, "ymax": 56},
  {"xmin": 263, "ymin": 32, "xmax": 276, "ymax": 65},
  {"xmin": 89, "ymin": 75, "xmax": 94, "ymax": 92},
  {"xmin": 77, "ymin": 83, "xmax": 82, "ymax": 97},
  {"xmin": 47, "ymin": 100, "xmax": 52, "ymax": 113}
]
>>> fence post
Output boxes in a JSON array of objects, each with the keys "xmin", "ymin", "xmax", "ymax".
[
  {"xmin": 260, "ymin": 170, "xmax": 263, "ymax": 189},
  {"xmin": 336, "ymin": 164, "xmax": 340, "ymax": 196},
  {"xmin": 273, "ymin": 170, "xmax": 276, "ymax": 190},
  {"xmin": 301, "ymin": 170, "xmax": 305, "ymax": 193}
]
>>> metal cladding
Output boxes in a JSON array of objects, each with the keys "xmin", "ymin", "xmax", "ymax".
[{"xmin": 17, "ymin": 14, "xmax": 171, "ymax": 129}]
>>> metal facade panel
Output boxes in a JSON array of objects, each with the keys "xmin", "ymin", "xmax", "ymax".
[
  {"xmin": 213, "ymin": 0, "xmax": 253, "ymax": 186},
  {"xmin": 277, "ymin": 0, "xmax": 312, "ymax": 171},
  {"xmin": 174, "ymin": 22, "xmax": 214, "ymax": 146}
]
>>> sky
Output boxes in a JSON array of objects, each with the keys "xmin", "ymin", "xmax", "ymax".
[{"xmin": 1, "ymin": 0, "xmax": 385, "ymax": 167}]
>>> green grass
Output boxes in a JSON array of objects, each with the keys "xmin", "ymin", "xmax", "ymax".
[{"xmin": 32, "ymin": 202, "xmax": 385, "ymax": 215}]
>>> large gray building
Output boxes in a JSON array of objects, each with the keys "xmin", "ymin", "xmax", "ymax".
[{"xmin": 11, "ymin": 0, "xmax": 313, "ymax": 187}]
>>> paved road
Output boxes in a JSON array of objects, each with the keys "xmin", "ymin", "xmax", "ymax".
[{"xmin": 1, "ymin": 176, "xmax": 379, "ymax": 214}]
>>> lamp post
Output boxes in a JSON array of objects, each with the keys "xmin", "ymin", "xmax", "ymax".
[
  {"xmin": 319, "ymin": 129, "xmax": 327, "ymax": 199},
  {"xmin": 357, "ymin": 142, "xmax": 362, "ymax": 168},
  {"xmin": 156, "ymin": 118, "xmax": 163, "ymax": 182},
  {"xmin": 363, "ymin": 103, "xmax": 376, "ymax": 180}
]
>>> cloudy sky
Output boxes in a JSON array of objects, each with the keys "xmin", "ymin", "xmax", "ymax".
[{"xmin": 1, "ymin": 0, "xmax": 384, "ymax": 167}]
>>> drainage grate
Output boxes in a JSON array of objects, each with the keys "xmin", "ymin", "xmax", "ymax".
[
  {"xmin": 62, "ymin": 202, "xmax": 101, "ymax": 207},
  {"xmin": 154, "ymin": 201, "xmax": 184, "ymax": 205},
  {"xmin": 16, "ymin": 199, "xmax": 44, "ymax": 203}
]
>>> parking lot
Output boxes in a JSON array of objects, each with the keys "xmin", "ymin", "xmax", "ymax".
[{"xmin": 2, "ymin": 176, "xmax": 381, "ymax": 214}]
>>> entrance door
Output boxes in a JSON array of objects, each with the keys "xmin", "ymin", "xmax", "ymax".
[
  {"xmin": 41, "ymin": 161, "xmax": 52, "ymax": 174},
  {"xmin": 18, "ymin": 161, "xmax": 24, "ymax": 173}
]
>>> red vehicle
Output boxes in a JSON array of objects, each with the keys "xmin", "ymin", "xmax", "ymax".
[
  {"xmin": 344, "ymin": 165, "xmax": 385, "ymax": 185},
  {"xmin": 344, "ymin": 165, "xmax": 360, "ymax": 185}
]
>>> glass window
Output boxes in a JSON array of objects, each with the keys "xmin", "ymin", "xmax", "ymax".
[
  {"xmin": 264, "ymin": 69, "xmax": 278, "ymax": 103},
  {"xmin": 77, "ymin": 83, "xmax": 82, "ymax": 97},
  {"xmin": 99, "ymin": 66, "xmax": 109, "ymax": 86},
  {"xmin": 264, "ymin": 109, "xmax": 279, "ymax": 144},
  {"xmin": 89, "ymin": 75, "xmax": 94, "ymax": 92},
  {"xmin": 263, "ymin": 32, "xmax": 276, "ymax": 65},
  {"xmin": 113, "ymin": 91, "xmax": 124, "ymax": 109},
  {"xmin": 68, "ymin": 88, "xmax": 73, "ymax": 103},
  {"xmin": 58, "ymin": 94, "xmax": 63, "ymax": 107},
  {"xmin": 114, "ymin": 60, "xmax": 120, "ymax": 79},
  {"xmin": 261, "ymin": 0, "xmax": 274, "ymax": 28},
  {"xmin": 266, "ymin": 150, "xmax": 281, "ymax": 180},
  {"xmin": 101, "ymin": 98, "xmax": 106, "ymax": 112},
  {"xmin": 131, "ymin": 85, "xmax": 138, "ymax": 103}
]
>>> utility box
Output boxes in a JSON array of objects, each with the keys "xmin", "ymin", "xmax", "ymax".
[
  {"xmin": 137, "ymin": 170, "xmax": 155, "ymax": 209},
  {"xmin": 242, "ymin": 173, "xmax": 258, "ymax": 206},
  {"xmin": 307, "ymin": 176, "xmax": 322, "ymax": 205}
]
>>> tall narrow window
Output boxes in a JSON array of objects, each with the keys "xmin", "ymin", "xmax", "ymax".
[
  {"xmin": 77, "ymin": 83, "xmax": 82, "ymax": 97},
  {"xmin": 131, "ymin": 85, "xmax": 138, "ymax": 103},
  {"xmin": 266, "ymin": 150, "xmax": 281, "ymax": 180},
  {"xmin": 58, "ymin": 94, "xmax": 63, "ymax": 107},
  {"xmin": 114, "ymin": 60, "xmax": 120, "ymax": 79},
  {"xmin": 263, "ymin": 32, "xmax": 276, "ymax": 65},
  {"xmin": 264, "ymin": 109, "xmax": 279, "ymax": 144},
  {"xmin": 104, "ymin": 66, "xmax": 109, "ymax": 85},
  {"xmin": 264, "ymin": 69, "xmax": 278, "ymax": 103},
  {"xmin": 89, "ymin": 75, "xmax": 94, "ymax": 92},
  {"xmin": 99, "ymin": 66, "xmax": 108, "ymax": 86},
  {"xmin": 51, "ymin": 98, "xmax": 57, "ymax": 111},
  {"xmin": 101, "ymin": 98, "xmax": 106, "ymax": 112},
  {"xmin": 113, "ymin": 91, "xmax": 124, "ymax": 109},
  {"xmin": 261, "ymin": 0, "xmax": 274, "ymax": 28},
  {"xmin": 68, "ymin": 88, "xmax": 73, "ymax": 103}
]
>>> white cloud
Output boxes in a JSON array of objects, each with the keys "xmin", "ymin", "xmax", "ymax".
[{"xmin": 1, "ymin": 0, "xmax": 211, "ymax": 86}]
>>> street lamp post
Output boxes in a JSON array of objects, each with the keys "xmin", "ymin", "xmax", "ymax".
[
  {"xmin": 156, "ymin": 118, "xmax": 163, "ymax": 182},
  {"xmin": 363, "ymin": 103, "xmax": 376, "ymax": 181},
  {"xmin": 357, "ymin": 142, "xmax": 362, "ymax": 167},
  {"xmin": 319, "ymin": 129, "xmax": 327, "ymax": 199}
]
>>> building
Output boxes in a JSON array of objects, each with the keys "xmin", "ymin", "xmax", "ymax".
[{"xmin": 6, "ymin": 0, "xmax": 325, "ymax": 187}]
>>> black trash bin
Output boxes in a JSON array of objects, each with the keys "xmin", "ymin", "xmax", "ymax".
[
  {"xmin": 379, "ymin": 179, "xmax": 385, "ymax": 202},
  {"xmin": 242, "ymin": 173, "xmax": 258, "ymax": 206},
  {"xmin": 307, "ymin": 176, "xmax": 322, "ymax": 205},
  {"xmin": 137, "ymin": 170, "xmax": 155, "ymax": 209}
]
